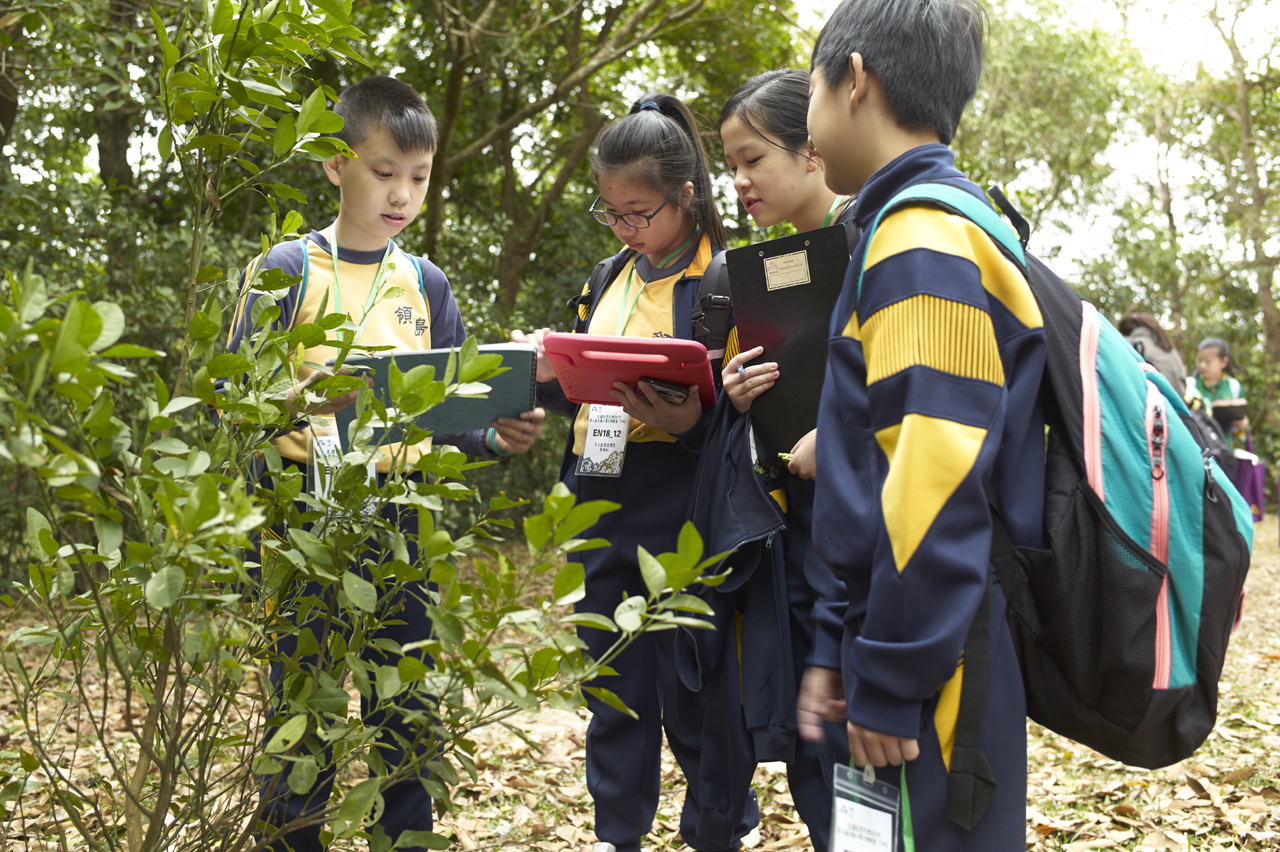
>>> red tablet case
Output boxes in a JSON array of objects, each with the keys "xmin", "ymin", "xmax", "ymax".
[{"xmin": 542, "ymin": 332, "xmax": 716, "ymax": 408}]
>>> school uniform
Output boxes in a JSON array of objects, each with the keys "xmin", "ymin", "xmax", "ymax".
[
  {"xmin": 224, "ymin": 230, "xmax": 490, "ymax": 852},
  {"xmin": 538, "ymin": 234, "xmax": 758, "ymax": 851},
  {"xmin": 811, "ymin": 144, "xmax": 1047, "ymax": 851},
  {"xmin": 686, "ymin": 204, "xmax": 859, "ymax": 852}
]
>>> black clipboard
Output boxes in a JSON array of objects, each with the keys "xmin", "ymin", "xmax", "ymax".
[
  {"xmin": 327, "ymin": 342, "xmax": 536, "ymax": 449},
  {"xmin": 726, "ymin": 224, "xmax": 851, "ymax": 458},
  {"xmin": 1211, "ymin": 399, "xmax": 1247, "ymax": 432}
]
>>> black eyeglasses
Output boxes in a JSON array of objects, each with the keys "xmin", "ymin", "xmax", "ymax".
[{"xmin": 588, "ymin": 189, "xmax": 678, "ymax": 229}]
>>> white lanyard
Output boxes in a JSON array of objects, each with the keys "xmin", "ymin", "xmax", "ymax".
[{"xmin": 613, "ymin": 228, "xmax": 699, "ymax": 336}]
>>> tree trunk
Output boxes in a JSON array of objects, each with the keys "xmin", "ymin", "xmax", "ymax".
[
  {"xmin": 95, "ymin": 0, "xmax": 138, "ymax": 190},
  {"xmin": 1152, "ymin": 101, "xmax": 1186, "ymax": 349},
  {"xmin": 0, "ymin": 5, "xmax": 27, "ymax": 148},
  {"xmin": 1215, "ymin": 7, "xmax": 1280, "ymax": 388}
]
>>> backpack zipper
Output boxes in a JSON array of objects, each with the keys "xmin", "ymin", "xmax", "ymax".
[
  {"xmin": 1080, "ymin": 304, "xmax": 1104, "ymax": 498},
  {"xmin": 1145, "ymin": 383, "xmax": 1172, "ymax": 689}
]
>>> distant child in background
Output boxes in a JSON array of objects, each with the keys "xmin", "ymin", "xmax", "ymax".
[
  {"xmin": 513, "ymin": 94, "xmax": 757, "ymax": 852},
  {"xmin": 1191, "ymin": 337, "xmax": 1248, "ymax": 445},
  {"xmin": 1191, "ymin": 336, "xmax": 1264, "ymax": 520},
  {"xmin": 713, "ymin": 68, "xmax": 853, "ymax": 852},
  {"xmin": 1118, "ymin": 312, "xmax": 1186, "ymax": 392}
]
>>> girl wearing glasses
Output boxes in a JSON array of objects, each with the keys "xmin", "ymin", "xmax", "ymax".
[
  {"xmin": 513, "ymin": 93, "xmax": 755, "ymax": 852},
  {"xmin": 700, "ymin": 69, "xmax": 856, "ymax": 852}
]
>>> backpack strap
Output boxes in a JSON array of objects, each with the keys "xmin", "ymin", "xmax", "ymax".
[
  {"xmin": 691, "ymin": 251, "xmax": 733, "ymax": 356},
  {"xmin": 567, "ymin": 251, "xmax": 630, "ymax": 333},
  {"xmin": 857, "ymin": 182, "xmax": 1030, "ymax": 831},
  {"xmin": 946, "ymin": 556, "xmax": 998, "ymax": 830},
  {"xmin": 401, "ymin": 247, "xmax": 427, "ymax": 304},
  {"xmin": 859, "ymin": 182, "xmax": 1027, "ymax": 302}
]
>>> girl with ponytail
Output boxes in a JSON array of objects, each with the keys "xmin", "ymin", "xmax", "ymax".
[
  {"xmin": 512, "ymin": 94, "xmax": 755, "ymax": 852},
  {"xmin": 707, "ymin": 69, "xmax": 856, "ymax": 852}
]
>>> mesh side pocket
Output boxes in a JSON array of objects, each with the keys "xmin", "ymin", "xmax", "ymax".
[{"xmin": 1033, "ymin": 479, "xmax": 1163, "ymax": 730}]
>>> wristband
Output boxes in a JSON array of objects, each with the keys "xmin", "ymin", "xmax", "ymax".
[{"xmin": 486, "ymin": 426, "xmax": 514, "ymax": 458}]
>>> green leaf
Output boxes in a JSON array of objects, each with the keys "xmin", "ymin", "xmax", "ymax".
[
  {"xmin": 523, "ymin": 512, "xmax": 551, "ymax": 551},
  {"xmin": 151, "ymin": 8, "xmax": 179, "ymax": 69},
  {"xmin": 333, "ymin": 777, "xmax": 380, "ymax": 833},
  {"xmin": 563, "ymin": 612, "xmax": 615, "ymax": 631},
  {"xmin": 312, "ymin": 0, "xmax": 353, "ymax": 25},
  {"xmin": 296, "ymin": 86, "xmax": 326, "ymax": 135},
  {"xmin": 160, "ymin": 396, "xmax": 201, "ymax": 417},
  {"xmin": 613, "ymin": 596, "xmax": 646, "ymax": 633},
  {"xmin": 26, "ymin": 508, "xmax": 56, "ymax": 558},
  {"xmin": 144, "ymin": 564, "xmax": 186, "ymax": 609},
  {"xmin": 281, "ymin": 209, "xmax": 305, "ymax": 236},
  {"xmin": 638, "ymin": 548, "xmax": 667, "ymax": 597},
  {"xmin": 660, "ymin": 594, "xmax": 713, "ymax": 615},
  {"xmin": 99, "ymin": 343, "xmax": 161, "ymax": 358},
  {"xmin": 305, "ymin": 686, "xmax": 350, "ymax": 714},
  {"xmin": 343, "ymin": 572, "xmax": 377, "ymax": 612},
  {"xmin": 287, "ymin": 756, "xmax": 319, "ymax": 795},
  {"xmin": 267, "ymin": 182, "xmax": 307, "ymax": 204},
  {"xmin": 189, "ymin": 310, "xmax": 221, "ymax": 341},
  {"xmin": 94, "ymin": 516, "xmax": 123, "ymax": 557},
  {"xmin": 393, "ymin": 831, "xmax": 451, "ymax": 850},
  {"xmin": 397, "ymin": 656, "xmax": 430, "ymax": 682},
  {"xmin": 210, "ymin": 0, "xmax": 235, "ymax": 34},
  {"xmin": 552, "ymin": 562, "xmax": 585, "ymax": 605},
  {"xmin": 273, "ymin": 112, "xmax": 297, "ymax": 157},
  {"xmin": 583, "ymin": 686, "xmax": 638, "ymax": 719},
  {"xmin": 204, "ymin": 353, "xmax": 253, "ymax": 375},
  {"xmin": 158, "ymin": 125, "xmax": 173, "ymax": 160},
  {"xmin": 91, "ymin": 301, "xmax": 125, "ymax": 351},
  {"xmin": 264, "ymin": 714, "xmax": 307, "ymax": 754}
]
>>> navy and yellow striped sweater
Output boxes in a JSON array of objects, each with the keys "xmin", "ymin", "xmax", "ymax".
[{"xmin": 811, "ymin": 144, "xmax": 1047, "ymax": 740}]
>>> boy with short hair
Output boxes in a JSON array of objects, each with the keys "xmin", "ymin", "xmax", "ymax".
[
  {"xmin": 226, "ymin": 75, "xmax": 544, "ymax": 851},
  {"xmin": 796, "ymin": 0, "xmax": 1045, "ymax": 848}
]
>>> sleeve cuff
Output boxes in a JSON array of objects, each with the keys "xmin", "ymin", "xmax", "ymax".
[
  {"xmin": 536, "ymin": 380, "xmax": 576, "ymax": 418},
  {"xmin": 807, "ymin": 603, "xmax": 845, "ymax": 670},
  {"xmin": 848, "ymin": 677, "xmax": 926, "ymax": 740},
  {"xmin": 673, "ymin": 406, "xmax": 712, "ymax": 449}
]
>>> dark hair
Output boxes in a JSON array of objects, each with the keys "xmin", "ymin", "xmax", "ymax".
[
  {"xmin": 719, "ymin": 69, "xmax": 813, "ymax": 157},
  {"xmin": 810, "ymin": 0, "xmax": 987, "ymax": 145},
  {"xmin": 1197, "ymin": 337, "xmax": 1232, "ymax": 365},
  {"xmin": 1118, "ymin": 313, "xmax": 1175, "ymax": 352},
  {"xmin": 333, "ymin": 75, "xmax": 437, "ymax": 154},
  {"xmin": 590, "ymin": 93, "xmax": 726, "ymax": 250}
]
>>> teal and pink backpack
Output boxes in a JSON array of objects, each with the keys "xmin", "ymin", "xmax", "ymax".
[{"xmin": 864, "ymin": 183, "xmax": 1254, "ymax": 825}]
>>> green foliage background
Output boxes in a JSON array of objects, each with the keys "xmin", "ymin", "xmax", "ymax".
[{"xmin": 2, "ymin": 0, "xmax": 1278, "ymax": 583}]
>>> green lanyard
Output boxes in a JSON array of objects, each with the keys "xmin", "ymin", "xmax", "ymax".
[
  {"xmin": 326, "ymin": 226, "xmax": 395, "ymax": 344},
  {"xmin": 821, "ymin": 194, "xmax": 851, "ymax": 228},
  {"xmin": 615, "ymin": 227, "xmax": 700, "ymax": 336}
]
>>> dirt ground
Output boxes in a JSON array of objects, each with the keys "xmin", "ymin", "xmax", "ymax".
[{"xmin": 2, "ymin": 523, "xmax": 1278, "ymax": 851}]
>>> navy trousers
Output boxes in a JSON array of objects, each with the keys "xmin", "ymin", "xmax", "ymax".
[
  {"xmin": 566, "ymin": 441, "xmax": 758, "ymax": 851},
  {"xmin": 258, "ymin": 477, "xmax": 435, "ymax": 852},
  {"xmin": 841, "ymin": 579, "xmax": 1027, "ymax": 852},
  {"xmin": 770, "ymin": 474, "xmax": 851, "ymax": 852}
]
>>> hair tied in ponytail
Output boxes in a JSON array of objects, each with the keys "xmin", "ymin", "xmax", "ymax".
[{"xmin": 640, "ymin": 102, "xmax": 661, "ymax": 112}]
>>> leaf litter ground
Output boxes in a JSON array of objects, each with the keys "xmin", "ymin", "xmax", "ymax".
[{"xmin": 3, "ymin": 527, "xmax": 1279, "ymax": 851}]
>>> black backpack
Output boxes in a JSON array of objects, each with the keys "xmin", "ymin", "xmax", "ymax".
[{"xmin": 863, "ymin": 182, "xmax": 1254, "ymax": 828}]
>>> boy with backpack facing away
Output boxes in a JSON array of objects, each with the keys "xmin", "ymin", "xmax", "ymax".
[
  {"xmin": 224, "ymin": 75, "xmax": 544, "ymax": 851},
  {"xmin": 796, "ymin": 0, "xmax": 1044, "ymax": 848}
]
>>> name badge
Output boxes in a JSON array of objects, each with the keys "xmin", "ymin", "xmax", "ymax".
[
  {"xmin": 831, "ymin": 764, "xmax": 899, "ymax": 852},
  {"xmin": 309, "ymin": 417, "xmax": 378, "ymax": 513},
  {"xmin": 577, "ymin": 404, "xmax": 628, "ymax": 477}
]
